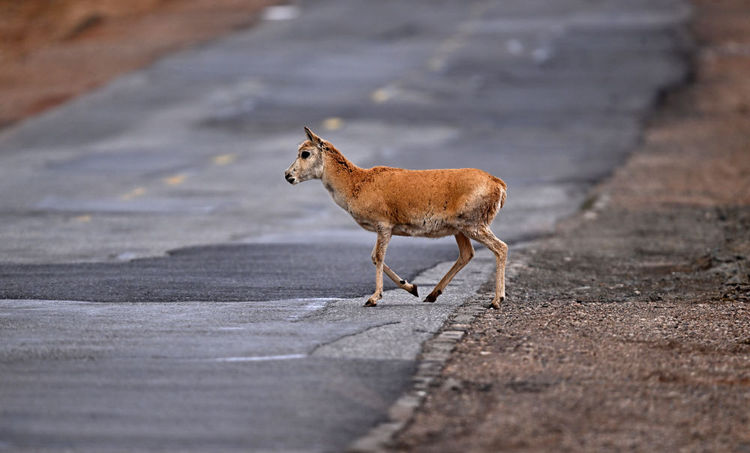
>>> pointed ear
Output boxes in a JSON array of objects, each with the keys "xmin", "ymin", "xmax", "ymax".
[{"xmin": 303, "ymin": 126, "xmax": 324, "ymax": 147}]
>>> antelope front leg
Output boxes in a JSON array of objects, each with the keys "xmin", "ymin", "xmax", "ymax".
[
  {"xmin": 383, "ymin": 263, "xmax": 419, "ymax": 297},
  {"xmin": 365, "ymin": 226, "xmax": 392, "ymax": 307}
]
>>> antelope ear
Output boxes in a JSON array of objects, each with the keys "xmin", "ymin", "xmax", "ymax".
[{"xmin": 303, "ymin": 126, "xmax": 324, "ymax": 147}]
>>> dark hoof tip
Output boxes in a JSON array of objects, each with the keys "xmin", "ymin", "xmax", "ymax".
[
  {"xmin": 409, "ymin": 284, "xmax": 419, "ymax": 297},
  {"xmin": 364, "ymin": 300, "xmax": 378, "ymax": 307},
  {"xmin": 424, "ymin": 294, "xmax": 437, "ymax": 303},
  {"xmin": 490, "ymin": 297, "xmax": 504, "ymax": 310}
]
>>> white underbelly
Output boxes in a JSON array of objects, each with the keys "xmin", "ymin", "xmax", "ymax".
[
  {"xmin": 351, "ymin": 213, "xmax": 457, "ymax": 238},
  {"xmin": 392, "ymin": 223, "xmax": 457, "ymax": 238}
]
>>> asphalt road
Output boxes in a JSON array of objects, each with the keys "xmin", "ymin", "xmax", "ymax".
[
  {"xmin": 0, "ymin": 243, "xmax": 457, "ymax": 302},
  {"xmin": 0, "ymin": 0, "xmax": 690, "ymax": 451}
]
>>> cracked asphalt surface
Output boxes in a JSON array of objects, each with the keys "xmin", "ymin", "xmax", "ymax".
[{"xmin": 0, "ymin": 0, "xmax": 689, "ymax": 450}]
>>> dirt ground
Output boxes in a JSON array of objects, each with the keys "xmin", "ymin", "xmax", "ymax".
[
  {"xmin": 392, "ymin": 1, "xmax": 750, "ymax": 452},
  {"xmin": 0, "ymin": 0, "xmax": 276, "ymax": 128}
]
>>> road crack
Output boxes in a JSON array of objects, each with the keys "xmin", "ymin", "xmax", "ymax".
[{"xmin": 309, "ymin": 321, "xmax": 402, "ymax": 356}]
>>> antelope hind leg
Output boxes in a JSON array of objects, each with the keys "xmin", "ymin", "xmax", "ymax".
[{"xmin": 465, "ymin": 226, "xmax": 507, "ymax": 309}]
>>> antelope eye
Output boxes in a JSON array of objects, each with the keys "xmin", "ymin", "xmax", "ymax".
[{"xmin": 300, "ymin": 151, "xmax": 311, "ymax": 159}]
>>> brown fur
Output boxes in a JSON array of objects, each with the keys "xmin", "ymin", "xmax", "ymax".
[{"xmin": 285, "ymin": 127, "xmax": 508, "ymax": 308}]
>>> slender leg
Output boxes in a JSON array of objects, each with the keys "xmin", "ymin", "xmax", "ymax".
[
  {"xmin": 383, "ymin": 263, "xmax": 419, "ymax": 297},
  {"xmin": 465, "ymin": 226, "xmax": 507, "ymax": 309},
  {"xmin": 365, "ymin": 226, "xmax": 392, "ymax": 307},
  {"xmin": 424, "ymin": 233, "xmax": 475, "ymax": 303}
]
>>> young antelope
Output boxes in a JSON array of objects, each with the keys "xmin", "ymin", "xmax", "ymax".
[{"xmin": 285, "ymin": 127, "xmax": 508, "ymax": 309}]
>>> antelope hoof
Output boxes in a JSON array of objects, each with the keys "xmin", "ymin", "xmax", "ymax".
[
  {"xmin": 408, "ymin": 284, "xmax": 419, "ymax": 297},
  {"xmin": 364, "ymin": 299, "xmax": 378, "ymax": 307},
  {"xmin": 489, "ymin": 296, "xmax": 505, "ymax": 310},
  {"xmin": 424, "ymin": 290, "xmax": 441, "ymax": 303}
]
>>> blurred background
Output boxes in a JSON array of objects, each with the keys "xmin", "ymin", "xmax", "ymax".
[{"xmin": 0, "ymin": 0, "xmax": 690, "ymax": 264}]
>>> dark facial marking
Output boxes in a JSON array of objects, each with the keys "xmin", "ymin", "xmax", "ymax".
[{"xmin": 300, "ymin": 151, "xmax": 310, "ymax": 159}]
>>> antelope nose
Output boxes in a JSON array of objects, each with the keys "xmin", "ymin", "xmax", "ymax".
[{"xmin": 285, "ymin": 173, "xmax": 295, "ymax": 184}]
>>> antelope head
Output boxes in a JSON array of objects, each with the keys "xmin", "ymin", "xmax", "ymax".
[{"xmin": 284, "ymin": 127, "xmax": 327, "ymax": 185}]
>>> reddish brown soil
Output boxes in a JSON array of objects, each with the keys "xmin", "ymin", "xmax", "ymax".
[
  {"xmin": 0, "ymin": 0, "xmax": 277, "ymax": 128},
  {"xmin": 392, "ymin": 1, "xmax": 750, "ymax": 451}
]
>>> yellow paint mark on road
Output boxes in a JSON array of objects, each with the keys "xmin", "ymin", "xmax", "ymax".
[
  {"xmin": 163, "ymin": 174, "xmax": 187, "ymax": 186},
  {"xmin": 426, "ymin": 1, "xmax": 489, "ymax": 73},
  {"xmin": 213, "ymin": 153, "xmax": 236, "ymax": 166},
  {"xmin": 73, "ymin": 214, "xmax": 92, "ymax": 223},
  {"xmin": 322, "ymin": 117, "xmax": 343, "ymax": 131},
  {"xmin": 121, "ymin": 187, "xmax": 146, "ymax": 201},
  {"xmin": 371, "ymin": 87, "xmax": 393, "ymax": 104}
]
